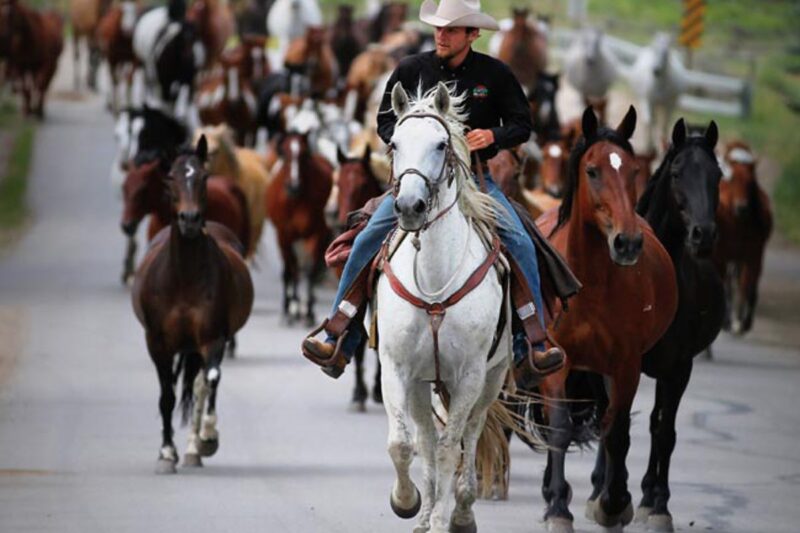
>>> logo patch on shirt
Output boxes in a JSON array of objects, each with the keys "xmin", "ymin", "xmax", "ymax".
[{"xmin": 472, "ymin": 85, "xmax": 489, "ymax": 99}]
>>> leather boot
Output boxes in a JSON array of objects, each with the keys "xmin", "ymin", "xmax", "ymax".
[
  {"xmin": 513, "ymin": 344, "xmax": 565, "ymax": 389},
  {"xmin": 301, "ymin": 336, "xmax": 348, "ymax": 379}
]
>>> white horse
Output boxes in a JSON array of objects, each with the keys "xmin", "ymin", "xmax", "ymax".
[
  {"xmin": 266, "ymin": 0, "xmax": 322, "ymax": 59},
  {"xmin": 624, "ymin": 32, "xmax": 688, "ymax": 151},
  {"xmin": 564, "ymin": 26, "xmax": 618, "ymax": 103},
  {"xmin": 376, "ymin": 81, "xmax": 511, "ymax": 533}
]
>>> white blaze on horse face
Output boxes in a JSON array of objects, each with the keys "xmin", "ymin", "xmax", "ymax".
[
  {"xmin": 289, "ymin": 138, "xmax": 300, "ymax": 190},
  {"xmin": 227, "ymin": 67, "xmax": 240, "ymax": 102},
  {"xmin": 727, "ymin": 147, "xmax": 755, "ymax": 165},
  {"xmin": 609, "ymin": 152, "xmax": 623, "ymax": 173},
  {"xmin": 128, "ymin": 115, "xmax": 145, "ymax": 164},
  {"xmin": 547, "ymin": 143, "xmax": 563, "ymax": 159}
]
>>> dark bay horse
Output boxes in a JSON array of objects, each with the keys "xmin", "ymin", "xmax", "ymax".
[
  {"xmin": 96, "ymin": 0, "xmax": 139, "ymax": 113},
  {"xmin": 334, "ymin": 146, "xmax": 383, "ymax": 410},
  {"xmin": 330, "ymin": 4, "xmax": 365, "ymax": 83},
  {"xmin": 633, "ymin": 119, "xmax": 726, "ymax": 532},
  {"xmin": 714, "ymin": 140, "xmax": 772, "ymax": 335},
  {"xmin": 529, "ymin": 71, "xmax": 561, "ymax": 143},
  {"xmin": 0, "ymin": 0, "xmax": 63, "ymax": 118},
  {"xmin": 265, "ymin": 130, "xmax": 333, "ymax": 326},
  {"xmin": 535, "ymin": 106, "xmax": 678, "ymax": 532},
  {"xmin": 132, "ymin": 136, "xmax": 253, "ymax": 474}
]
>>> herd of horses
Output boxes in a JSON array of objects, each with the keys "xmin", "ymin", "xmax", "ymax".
[{"xmin": 1, "ymin": 1, "xmax": 776, "ymax": 531}]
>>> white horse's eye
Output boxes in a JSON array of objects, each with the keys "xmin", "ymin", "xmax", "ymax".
[{"xmin": 437, "ymin": 142, "xmax": 446, "ymax": 151}]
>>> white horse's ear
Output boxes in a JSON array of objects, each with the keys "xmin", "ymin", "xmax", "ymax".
[
  {"xmin": 391, "ymin": 82, "xmax": 409, "ymax": 118},
  {"xmin": 616, "ymin": 105, "xmax": 636, "ymax": 140},
  {"xmin": 433, "ymin": 82, "xmax": 450, "ymax": 115},
  {"xmin": 671, "ymin": 118, "xmax": 687, "ymax": 147},
  {"xmin": 581, "ymin": 105, "xmax": 598, "ymax": 140},
  {"xmin": 705, "ymin": 120, "xmax": 719, "ymax": 150}
]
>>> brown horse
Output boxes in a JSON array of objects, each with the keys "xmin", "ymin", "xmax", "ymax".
[
  {"xmin": 714, "ymin": 140, "xmax": 772, "ymax": 335},
  {"xmin": 534, "ymin": 106, "xmax": 677, "ymax": 532},
  {"xmin": 633, "ymin": 148, "xmax": 657, "ymax": 202},
  {"xmin": 69, "ymin": 0, "xmax": 108, "ymax": 90},
  {"xmin": 265, "ymin": 130, "xmax": 333, "ymax": 325},
  {"xmin": 96, "ymin": 0, "xmax": 139, "ymax": 113},
  {"xmin": 284, "ymin": 25, "xmax": 337, "ymax": 99},
  {"xmin": 344, "ymin": 47, "xmax": 396, "ymax": 123},
  {"xmin": 330, "ymin": 4, "xmax": 365, "ymax": 82},
  {"xmin": 132, "ymin": 136, "xmax": 253, "ymax": 474},
  {"xmin": 488, "ymin": 147, "xmax": 544, "ymax": 218},
  {"xmin": 497, "ymin": 8, "xmax": 547, "ymax": 95},
  {"xmin": 0, "ymin": 0, "xmax": 63, "ymax": 117},
  {"xmin": 187, "ymin": 0, "xmax": 236, "ymax": 70}
]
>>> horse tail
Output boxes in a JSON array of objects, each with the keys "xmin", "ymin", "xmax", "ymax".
[
  {"xmin": 475, "ymin": 400, "xmax": 514, "ymax": 500},
  {"xmin": 228, "ymin": 181, "xmax": 252, "ymax": 258},
  {"xmin": 168, "ymin": 0, "xmax": 186, "ymax": 21},
  {"xmin": 178, "ymin": 351, "xmax": 203, "ymax": 425}
]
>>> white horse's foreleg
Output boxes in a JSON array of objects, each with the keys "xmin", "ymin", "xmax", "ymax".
[
  {"xmin": 184, "ymin": 371, "xmax": 208, "ymax": 467},
  {"xmin": 408, "ymin": 382, "xmax": 437, "ymax": 533},
  {"xmin": 429, "ymin": 377, "xmax": 483, "ymax": 532},
  {"xmin": 382, "ymin": 362, "xmax": 421, "ymax": 518}
]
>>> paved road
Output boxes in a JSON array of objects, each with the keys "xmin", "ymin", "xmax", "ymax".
[{"xmin": 1, "ymin": 61, "xmax": 800, "ymax": 533}]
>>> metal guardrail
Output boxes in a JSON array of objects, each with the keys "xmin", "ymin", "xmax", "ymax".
[{"xmin": 548, "ymin": 27, "xmax": 753, "ymax": 118}]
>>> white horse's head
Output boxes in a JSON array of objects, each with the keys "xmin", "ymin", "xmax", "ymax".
[
  {"xmin": 580, "ymin": 27, "xmax": 605, "ymax": 66},
  {"xmin": 390, "ymin": 82, "xmax": 463, "ymax": 231},
  {"xmin": 651, "ymin": 32, "xmax": 673, "ymax": 78}
]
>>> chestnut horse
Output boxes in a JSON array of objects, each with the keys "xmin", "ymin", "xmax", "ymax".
[
  {"xmin": 69, "ymin": 0, "xmax": 108, "ymax": 91},
  {"xmin": 283, "ymin": 25, "xmax": 337, "ymax": 99},
  {"xmin": 187, "ymin": 0, "xmax": 236, "ymax": 70},
  {"xmin": 132, "ymin": 136, "xmax": 253, "ymax": 474},
  {"xmin": 0, "ymin": 0, "xmax": 63, "ymax": 118},
  {"xmin": 497, "ymin": 8, "xmax": 547, "ymax": 95},
  {"xmin": 265, "ymin": 130, "xmax": 333, "ymax": 325},
  {"xmin": 634, "ymin": 119, "xmax": 726, "ymax": 531},
  {"xmin": 534, "ymin": 106, "xmax": 677, "ymax": 532},
  {"xmin": 333, "ymin": 145, "xmax": 384, "ymax": 411},
  {"xmin": 96, "ymin": 0, "xmax": 139, "ymax": 113},
  {"xmin": 713, "ymin": 141, "xmax": 772, "ymax": 335}
]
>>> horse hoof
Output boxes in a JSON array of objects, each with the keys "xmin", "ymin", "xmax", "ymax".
[
  {"xmin": 372, "ymin": 387, "xmax": 383, "ymax": 404},
  {"xmin": 390, "ymin": 486, "xmax": 421, "ymax": 519},
  {"xmin": 155, "ymin": 458, "xmax": 177, "ymax": 475},
  {"xmin": 635, "ymin": 505, "xmax": 653, "ymax": 524},
  {"xmin": 646, "ymin": 513, "xmax": 674, "ymax": 532},
  {"xmin": 197, "ymin": 437, "xmax": 219, "ymax": 457},
  {"xmin": 449, "ymin": 519, "xmax": 477, "ymax": 533},
  {"xmin": 594, "ymin": 501, "xmax": 633, "ymax": 528},
  {"xmin": 545, "ymin": 517, "xmax": 574, "ymax": 533},
  {"xmin": 585, "ymin": 498, "xmax": 597, "ymax": 521},
  {"xmin": 183, "ymin": 453, "xmax": 203, "ymax": 467},
  {"xmin": 349, "ymin": 400, "xmax": 367, "ymax": 413}
]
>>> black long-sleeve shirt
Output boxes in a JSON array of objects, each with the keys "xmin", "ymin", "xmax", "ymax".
[{"xmin": 377, "ymin": 49, "xmax": 533, "ymax": 162}]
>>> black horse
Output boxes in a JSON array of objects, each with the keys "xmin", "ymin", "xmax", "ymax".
[
  {"xmin": 528, "ymin": 71, "xmax": 561, "ymax": 143},
  {"xmin": 596, "ymin": 118, "xmax": 723, "ymax": 532}
]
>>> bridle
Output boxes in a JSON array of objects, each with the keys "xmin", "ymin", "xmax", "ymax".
[{"xmin": 390, "ymin": 112, "xmax": 471, "ymax": 231}]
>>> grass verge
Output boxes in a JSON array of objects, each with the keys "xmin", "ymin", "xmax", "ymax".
[{"xmin": 0, "ymin": 110, "xmax": 35, "ymax": 247}]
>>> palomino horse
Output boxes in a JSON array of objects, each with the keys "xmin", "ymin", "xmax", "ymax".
[
  {"xmin": 535, "ymin": 106, "xmax": 677, "ymax": 532},
  {"xmin": 132, "ymin": 136, "xmax": 253, "ymax": 474},
  {"xmin": 132, "ymin": 0, "xmax": 202, "ymax": 118},
  {"xmin": 713, "ymin": 141, "xmax": 772, "ymax": 335},
  {"xmin": 634, "ymin": 119, "xmax": 725, "ymax": 532},
  {"xmin": 193, "ymin": 124, "xmax": 270, "ymax": 257},
  {"xmin": 497, "ymin": 8, "xmax": 547, "ymax": 95},
  {"xmin": 0, "ymin": 0, "xmax": 63, "ymax": 118},
  {"xmin": 333, "ymin": 146, "xmax": 384, "ymax": 411},
  {"xmin": 96, "ymin": 0, "xmax": 139, "ymax": 113},
  {"xmin": 265, "ymin": 130, "xmax": 332, "ymax": 325},
  {"xmin": 564, "ymin": 27, "xmax": 618, "ymax": 106},
  {"xmin": 375, "ymin": 82, "xmax": 511, "ymax": 533},
  {"xmin": 284, "ymin": 25, "xmax": 337, "ymax": 99},
  {"xmin": 69, "ymin": 0, "xmax": 107, "ymax": 91},
  {"xmin": 187, "ymin": 0, "xmax": 236, "ymax": 69},
  {"xmin": 625, "ymin": 32, "xmax": 688, "ymax": 152}
]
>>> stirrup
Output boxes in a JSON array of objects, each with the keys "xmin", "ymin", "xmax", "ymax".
[{"xmin": 301, "ymin": 319, "xmax": 349, "ymax": 367}]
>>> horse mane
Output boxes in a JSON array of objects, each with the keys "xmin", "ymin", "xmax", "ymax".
[
  {"xmin": 553, "ymin": 127, "xmax": 634, "ymax": 234},
  {"xmin": 404, "ymin": 83, "xmax": 501, "ymax": 229}
]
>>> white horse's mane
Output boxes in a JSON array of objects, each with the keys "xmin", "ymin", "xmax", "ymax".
[{"xmin": 402, "ymin": 83, "xmax": 502, "ymax": 229}]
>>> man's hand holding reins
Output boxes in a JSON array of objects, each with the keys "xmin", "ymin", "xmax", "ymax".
[{"xmin": 466, "ymin": 129, "xmax": 494, "ymax": 152}]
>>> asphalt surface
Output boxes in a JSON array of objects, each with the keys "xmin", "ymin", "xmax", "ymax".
[{"xmin": 1, "ymin": 54, "xmax": 799, "ymax": 533}]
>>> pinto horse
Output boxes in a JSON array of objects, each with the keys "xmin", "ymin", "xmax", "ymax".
[
  {"xmin": 265, "ymin": 130, "xmax": 332, "ymax": 325},
  {"xmin": 535, "ymin": 106, "xmax": 677, "ymax": 532},
  {"xmin": 714, "ymin": 141, "xmax": 772, "ymax": 335},
  {"xmin": 0, "ymin": 0, "xmax": 63, "ymax": 118},
  {"xmin": 132, "ymin": 136, "xmax": 253, "ymax": 474},
  {"xmin": 497, "ymin": 8, "xmax": 547, "ymax": 95},
  {"xmin": 633, "ymin": 119, "xmax": 726, "ymax": 531}
]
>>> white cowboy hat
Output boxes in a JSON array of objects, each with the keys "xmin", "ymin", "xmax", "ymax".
[{"xmin": 419, "ymin": 0, "xmax": 500, "ymax": 31}]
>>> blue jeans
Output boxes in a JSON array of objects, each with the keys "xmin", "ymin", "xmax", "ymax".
[{"xmin": 329, "ymin": 173, "xmax": 545, "ymax": 364}]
